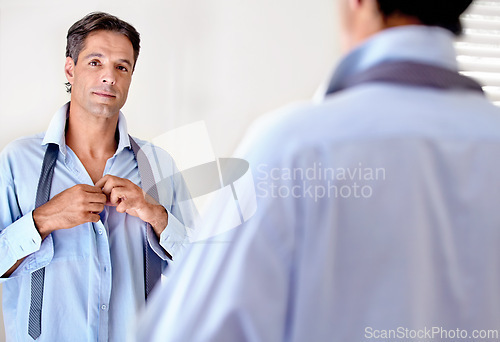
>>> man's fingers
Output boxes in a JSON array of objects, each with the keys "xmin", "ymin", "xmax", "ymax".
[
  {"xmin": 94, "ymin": 175, "xmax": 111, "ymax": 189},
  {"xmin": 71, "ymin": 184, "xmax": 106, "ymax": 203},
  {"xmin": 108, "ymin": 187, "xmax": 127, "ymax": 206},
  {"xmin": 95, "ymin": 175, "xmax": 119, "ymax": 193},
  {"xmin": 77, "ymin": 184, "xmax": 104, "ymax": 193},
  {"xmin": 87, "ymin": 212, "xmax": 101, "ymax": 223},
  {"xmin": 36, "ymin": 184, "xmax": 108, "ymax": 232},
  {"xmin": 116, "ymin": 202, "xmax": 127, "ymax": 213},
  {"xmin": 85, "ymin": 192, "xmax": 107, "ymax": 204},
  {"xmin": 116, "ymin": 201, "xmax": 139, "ymax": 216},
  {"xmin": 96, "ymin": 175, "xmax": 132, "ymax": 196},
  {"xmin": 88, "ymin": 203, "xmax": 105, "ymax": 213},
  {"xmin": 93, "ymin": 176, "xmax": 146, "ymax": 218}
]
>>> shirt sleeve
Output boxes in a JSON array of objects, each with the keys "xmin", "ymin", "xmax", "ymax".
[
  {"xmin": 159, "ymin": 208, "xmax": 188, "ymax": 256},
  {"xmin": 0, "ymin": 211, "xmax": 41, "ymax": 278},
  {"xmin": 146, "ymin": 207, "xmax": 188, "ymax": 262},
  {"xmin": 0, "ymin": 179, "xmax": 55, "ymax": 282},
  {"xmin": 0, "ymin": 147, "xmax": 55, "ymax": 281},
  {"xmin": 140, "ymin": 141, "xmax": 199, "ymax": 265},
  {"xmin": 148, "ymin": 152, "xmax": 199, "ymax": 265}
]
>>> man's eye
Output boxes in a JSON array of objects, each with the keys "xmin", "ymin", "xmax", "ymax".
[
  {"xmin": 89, "ymin": 61, "xmax": 100, "ymax": 66},
  {"xmin": 117, "ymin": 66, "xmax": 128, "ymax": 72}
]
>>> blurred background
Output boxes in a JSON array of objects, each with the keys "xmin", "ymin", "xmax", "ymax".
[
  {"xmin": 0, "ymin": 0, "xmax": 340, "ymax": 156},
  {"xmin": 0, "ymin": 0, "xmax": 340, "ymax": 340}
]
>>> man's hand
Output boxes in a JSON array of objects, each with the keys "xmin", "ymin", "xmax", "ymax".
[
  {"xmin": 33, "ymin": 184, "xmax": 107, "ymax": 240},
  {"xmin": 95, "ymin": 175, "xmax": 168, "ymax": 238}
]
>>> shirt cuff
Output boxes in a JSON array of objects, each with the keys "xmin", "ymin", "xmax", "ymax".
[
  {"xmin": 4, "ymin": 211, "xmax": 41, "ymax": 257},
  {"xmin": 147, "ymin": 208, "xmax": 188, "ymax": 262},
  {"xmin": 0, "ymin": 211, "xmax": 41, "ymax": 278}
]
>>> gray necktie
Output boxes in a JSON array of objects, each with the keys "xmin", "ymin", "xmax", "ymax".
[
  {"xmin": 28, "ymin": 143, "xmax": 58, "ymax": 340},
  {"xmin": 326, "ymin": 60, "xmax": 484, "ymax": 95},
  {"xmin": 129, "ymin": 136, "xmax": 163, "ymax": 300}
]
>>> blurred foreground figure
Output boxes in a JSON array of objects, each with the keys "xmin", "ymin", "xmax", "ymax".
[{"xmin": 137, "ymin": 0, "xmax": 500, "ymax": 341}]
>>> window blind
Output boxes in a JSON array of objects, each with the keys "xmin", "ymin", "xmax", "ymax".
[{"xmin": 456, "ymin": 0, "xmax": 500, "ymax": 106}]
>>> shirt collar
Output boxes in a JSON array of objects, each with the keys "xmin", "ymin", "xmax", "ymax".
[
  {"xmin": 115, "ymin": 111, "xmax": 131, "ymax": 155},
  {"xmin": 42, "ymin": 102, "xmax": 131, "ymax": 156},
  {"xmin": 318, "ymin": 26, "xmax": 458, "ymax": 100}
]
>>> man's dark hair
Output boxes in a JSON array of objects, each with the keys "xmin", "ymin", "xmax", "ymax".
[
  {"xmin": 376, "ymin": 0, "xmax": 474, "ymax": 36},
  {"xmin": 65, "ymin": 12, "xmax": 141, "ymax": 93}
]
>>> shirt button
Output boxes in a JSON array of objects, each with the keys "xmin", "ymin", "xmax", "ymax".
[
  {"xmin": 101, "ymin": 304, "xmax": 107, "ymax": 311},
  {"xmin": 98, "ymin": 229, "xmax": 103, "ymax": 235}
]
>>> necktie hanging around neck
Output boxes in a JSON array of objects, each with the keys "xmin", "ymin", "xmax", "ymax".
[
  {"xmin": 128, "ymin": 136, "xmax": 163, "ymax": 300},
  {"xmin": 326, "ymin": 60, "xmax": 484, "ymax": 96},
  {"xmin": 28, "ymin": 143, "xmax": 58, "ymax": 340}
]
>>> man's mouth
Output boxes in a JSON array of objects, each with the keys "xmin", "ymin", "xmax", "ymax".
[{"xmin": 93, "ymin": 91, "xmax": 116, "ymax": 98}]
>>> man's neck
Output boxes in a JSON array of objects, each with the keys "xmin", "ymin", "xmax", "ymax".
[
  {"xmin": 65, "ymin": 106, "xmax": 119, "ymax": 158},
  {"xmin": 382, "ymin": 14, "xmax": 423, "ymax": 29},
  {"xmin": 65, "ymin": 104, "xmax": 120, "ymax": 183}
]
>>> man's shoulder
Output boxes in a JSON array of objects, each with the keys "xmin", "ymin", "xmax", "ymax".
[
  {"xmin": 238, "ymin": 87, "xmax": 500, "ymax": 169},
  {"xmin": 0, "ymin": 132, "xmax": 45, "ymax": 179},
  {"xmin": 244, "ymin": 86, "xmax": 500, "ymax": 153},
  {"xmin": 1, "ymin": 132, "xmax": 45, "ymax": 158},
  {"xmin": 236, "ymin": 98, "xmax": 356, "ymax": 162}
]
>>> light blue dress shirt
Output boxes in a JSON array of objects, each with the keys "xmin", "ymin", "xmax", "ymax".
[
  {"xmin": 0, "ymin": 103, "xmax": 193, "ymax": 341},
  {"xmin": 136, "ymin": 26, "xmax": 500, "ymax": 341}
]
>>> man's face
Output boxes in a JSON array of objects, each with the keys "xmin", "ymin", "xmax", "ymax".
[{"xmin": 65, "ymin": 30, "xmax": 134, "ymax": 119}]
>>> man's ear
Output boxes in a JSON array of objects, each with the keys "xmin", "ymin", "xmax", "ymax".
[
  {"xmin": 348, "ymin": 0, "xmax": 363, "ymax": 11},
  {"xmin": 350, "ymin": 0, "xmax": 378, "ymax": 11},
  {"xmin": 64, "ymin": 57, "xmax": 75, "ymax": 84}
]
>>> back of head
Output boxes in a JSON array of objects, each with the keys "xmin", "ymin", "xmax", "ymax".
[{"xmin": 376, "ymin": 0, "xmax": 474, "ymax": 35}]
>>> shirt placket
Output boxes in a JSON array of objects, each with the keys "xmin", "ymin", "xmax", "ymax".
[
  {"xmin": 95, "ymin": 156, "xmax": 116, "ymax": 342},
  {"xmin": 66, "ymin": 151, "xmax": 113, "ymax": 342},
  {"xmin": 93, "ymin": 220, "xmax": 112, "ymax": 342}
]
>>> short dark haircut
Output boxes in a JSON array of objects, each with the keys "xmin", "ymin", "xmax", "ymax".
[
  {"xmin": 65, "ymin": 12, "xmax": 141, "ymax": 93},
  {"xmin": 376, "ymin": 0, "xmax": 474, "ymax": 35}
]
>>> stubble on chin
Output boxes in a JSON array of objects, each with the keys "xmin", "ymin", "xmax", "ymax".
[{"xmin": 87, "ymin": 102, "xmax": 121, "ymax": 119}]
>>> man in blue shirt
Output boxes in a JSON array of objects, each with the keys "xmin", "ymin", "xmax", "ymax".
[
  {"xmin": 137, "ymin": 1, "xmax": 500, "ymax": 341},
  {"xmin": 0, "ymin": 12, "xmax": 193, "ymax": 341}
]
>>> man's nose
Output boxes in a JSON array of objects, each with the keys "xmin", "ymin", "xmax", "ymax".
[{"xmin": 101, "ymin": 67, "xmax": 116, "ymax": 85}]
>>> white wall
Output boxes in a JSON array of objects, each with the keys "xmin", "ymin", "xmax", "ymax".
[
  {"xmin": 0, "ymin": 0, "xmax": 341, "ymax": 340},
  {"xmin": 0, "ymin": 0, "xmax": 340, "ymax": 155}
]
